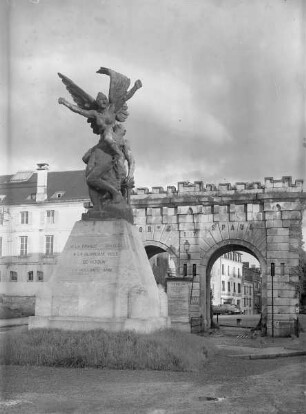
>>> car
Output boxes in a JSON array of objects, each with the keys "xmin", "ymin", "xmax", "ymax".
[{"xmin": 212, "ymin": 304, "xmax": 242, "ymax": 315}]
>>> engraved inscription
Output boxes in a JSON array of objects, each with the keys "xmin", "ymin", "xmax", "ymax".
[
  {"xmin": 60, "ymin": 235, "xmax": 124, "ymax": 281},
  {"xmin": 168, "ymin": 282, "xmax": 190, "ymax": 318}
]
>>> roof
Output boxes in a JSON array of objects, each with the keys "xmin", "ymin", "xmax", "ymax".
[{"xmin": 0, "ymin": 170, "xmax": 89, "ymax": 205}]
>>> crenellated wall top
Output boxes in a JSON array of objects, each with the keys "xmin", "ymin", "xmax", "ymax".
[{"xmin": 132, "ymin": 176, "xmax": 304, "ymax": 196}]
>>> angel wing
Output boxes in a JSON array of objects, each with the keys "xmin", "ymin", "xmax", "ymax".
[
  {"xmin": 58, "ymin": 73, "xmax": 102, "ymax": 135},
  {"xmin": 115, "ymin": 103, "xmax": 129, "ymax": 122},
  {"xmin": 96, "ymin": 67, "xmax": 131, "ymax": 113},
  {"xmin": 58, "ymin": 73, "xmax": 97, "ymax": 110}
]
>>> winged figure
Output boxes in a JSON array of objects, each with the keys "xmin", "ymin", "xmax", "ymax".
[
  {"xmin": 58, "ymin": 68, "xmax": 141, "ymax": 211},
  {"xmin": 58, "ymin": 67, "xmax": 142, "ymax": 137}
]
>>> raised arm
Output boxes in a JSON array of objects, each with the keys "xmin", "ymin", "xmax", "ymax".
[
  {"xmin": 122, "ymin": 138, "xmax": 135, "ymax": 180},
  {"xmin": 125, "ymin": 80, "xmax": 142, "ymax": 102},
  {"xmin": 58, "ymin": 97, "xmax": 97, "ymax": 119}
]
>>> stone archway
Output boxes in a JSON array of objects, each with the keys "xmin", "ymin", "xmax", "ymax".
[
  {"xmin": 132, "ymin": 176, "xmax": 305, "ymax": 336},
  {"xmin": 143, "ymin": 240, "xmax": 179, "ymax": 279},
  {"xmin": 200, "ymin": 239, "xmax": 267, "ymax": 329}
]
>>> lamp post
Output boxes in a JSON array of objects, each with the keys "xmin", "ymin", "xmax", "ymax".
[
  {"xmin": 271, "ymin": 262, "xmax": 275, "ymax": 338},
  {"xmin": 183, "ymin": 240, "xmax": 191, "ymax": 277},
  {"xmin": 184, "ymin": 240, "xmax": 191, "ymax": 260}
]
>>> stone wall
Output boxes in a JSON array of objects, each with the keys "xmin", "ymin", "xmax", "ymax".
[
  {"xmin": 0, "ymin": 294, "xmax": 35, "ymax": 317},
  {"xmin": 131, "ymin": 176, "xmax": 305, "ymax": 336}
]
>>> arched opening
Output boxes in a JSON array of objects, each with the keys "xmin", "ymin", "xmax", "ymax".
[
  {"xmin": 144, "ymin": 241, "xmax": 178, "ymax": 288},
  {"xmin": 201, "ymin": 239, "xmax": 267, "ymax": 331},
  {"xmin": 210, "ymin": 248, "xmax": 262, "ymax": 333}
]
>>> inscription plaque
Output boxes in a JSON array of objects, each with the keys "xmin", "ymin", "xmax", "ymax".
[
  {"xmin": 59, "ymin": 234, "xmax": 126, "ymax": 282},
  {"xmin": 167, "ymin": 281, "xmax": 190, "ymax": 321}
]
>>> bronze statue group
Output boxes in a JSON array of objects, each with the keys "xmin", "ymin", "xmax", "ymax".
[{"xmin": 58, "ymin": 67, "xmax": 142, "ymax": 211}]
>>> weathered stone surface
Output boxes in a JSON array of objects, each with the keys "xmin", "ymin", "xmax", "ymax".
[
  {"xmin": 265, "ymin": 220, "xmax": 284, "ymax": 228},
  {"xmin": 29, "ymin": 219, "xmax": 170, "ymax": 333},
  {"xmin": 167, "ymin": 280, "xmax": 190, "ymax": 328},
  {"xmin": 82, "ymin": 202, "xmax": 134, "ymax": 224},
  {"xmin": 282, "ymin": 211, "xmax": 302, "ymax": 220}
]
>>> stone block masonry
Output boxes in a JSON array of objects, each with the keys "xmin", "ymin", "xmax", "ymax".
[
  {"xmin": 29, "ymin": 220, "xmax": 170, "ymax": 333},
  {"xmin": 131, "ymin": 176, "xmax": 306, "ymax": 336}
]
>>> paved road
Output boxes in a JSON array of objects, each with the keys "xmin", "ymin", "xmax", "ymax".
[
  {"xmin": 1, "ymin": 333, "xmax": 305, "ymax": 413},
  {"xmin": 213, "ymin": 313, "xmax": 261, "ymax": 328}
]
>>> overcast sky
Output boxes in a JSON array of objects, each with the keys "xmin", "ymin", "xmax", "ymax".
[{"xmin": 0, "ymin": 0, "xmax": 305, "ymax": 190}]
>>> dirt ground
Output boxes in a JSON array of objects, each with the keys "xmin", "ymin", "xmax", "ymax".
[{"xmin": 1, "ymin": 328, "xmax": 306, "ymax": 414}]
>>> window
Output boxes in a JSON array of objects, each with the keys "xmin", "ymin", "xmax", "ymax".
[
  {"xmin": 192, "ymin": 264, "xmax": 197, "ymax": 277},
  {"xmin": 28, "ymin": 271, "xmax": 34, "ymax": 282},
  {"xmin": 45, "ymin": 235, "xmax": 54, "ymax": 255},
  {"xmin": 228, "ymin": 266, "xmax": 230, "ymax": 276},
  {"xmin": 244, "ymin": 298, "xmax": 247, "ymax": 307},
  {"xmin": 183, "ymin": 263, "xmax": 187, "ymax": 277},
  {"xmin": 0, "ymin": 237, "xmax": 2, "ymax": 257},
  {"xmin": 222, "ymin": 264, "xmax": 224, "ymax": 275},
  {"xmin": 233, "ymin": 282, "xmax": 236, "ymax": 292},
  {"xmin": 0, "ymin": 211, "xmax": 3, "ymax": 225},
  {"xmin": 222, "ymin": 281, "xmax": 225, "ymax": 291},
  {"xmin": 46, "ymin": 210, "xmax": 55, "ymax": 224},
  {"xmin": 281, "ymin": 263, "xmax": 285, "ymax": 276},
  {"xmin": 238, "ymin": 268, "xmax": 240, "ymax": 278},
  {"xmin": 147, "ymin": 226, "xmax": 151, "ymax": 232},
  {"xmin": 20, "ymin": 211, "xmax": 29, "ymax": 224},
  {"xmin": 228, "ymin": 281, "xmax": 230, "ymax": 292},
  {"xmin": 20, "ymin": 236, "xmax": 28, "ymax": 256},
  {"xmin": 10, "ymin": 271, "xmax": 17, "ymax": 281},
  {"xmin": 37, "ymin": 271, "xmax": 44, "ymax": 281},
  {"xmin": 238, "ymin": 283, "xmax": 241, "ymax": 293},
  {"xmin": 26, "ymin": 193, "xmax": 36, "ymax": 201},
  {"xmin": 51, "ymin": 191, "xmax": 65, "ymax": 199}
]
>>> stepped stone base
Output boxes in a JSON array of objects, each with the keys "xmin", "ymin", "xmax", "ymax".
[
  {"xmin": 29, "ymin": 219, "xmax": 170, "ymax": 333},
  {"xmin": 29, "ymin": 316, "xmax": 168, "ymax": 333}
]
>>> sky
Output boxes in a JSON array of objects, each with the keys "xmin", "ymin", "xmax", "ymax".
[{"xmin": 0, "ymin": 0, "xmax": 305, "ymax": 191}]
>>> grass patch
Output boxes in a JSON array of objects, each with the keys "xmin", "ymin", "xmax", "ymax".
[{"xmin": 0, "ymin": 328, "xmax": 210, "ymax": 371}]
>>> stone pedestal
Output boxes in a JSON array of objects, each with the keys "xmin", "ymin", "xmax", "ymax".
[
  {"xmin": 166, "ymin": 279, "xmax": 190, "ymax": 331},
  {"xmin": 29, "ymin": 219, "xmax": 170, "ymax": 333}
]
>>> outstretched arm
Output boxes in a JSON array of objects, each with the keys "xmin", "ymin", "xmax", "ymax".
[
  {"xmin": 125, "ymin": 80, "xmax": 142, "ymax": 102},
  {"xmin": 58, "ymin": 97, "xmax": 97, "ymax": 119},
  {"xmin": 122, "ymin": 139, "xmax": 135, "ymax": 180}
]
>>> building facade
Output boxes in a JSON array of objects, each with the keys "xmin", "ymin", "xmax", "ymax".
[
  {"xmin": 243, "ymin": 262, "xmax": 262, "ymax": 314},
  {"xmin": 0, "ymin": 167, "xmax": 87, "ymax": 296},
  {"xmin": 0, "ymin": 166, "xmax": 305, "ymax": 336},
  {"xmin": 210, "ymin": 252, "xmax": 243, "ymax": 308}
]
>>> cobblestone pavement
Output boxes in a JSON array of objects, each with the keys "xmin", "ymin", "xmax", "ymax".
[{"xmin": 1, "ymin": 327, "xmax": 306, "ymax": 414}]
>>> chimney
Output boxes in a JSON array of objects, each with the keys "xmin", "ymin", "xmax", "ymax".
[{"xmin": 36, "ymin": 163, "xmax": 49, "ymax": 202}]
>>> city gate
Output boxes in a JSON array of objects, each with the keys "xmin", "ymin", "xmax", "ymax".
[{"xmin": 131, "ymin": 176, "xmax": 305, "ymax": 336}]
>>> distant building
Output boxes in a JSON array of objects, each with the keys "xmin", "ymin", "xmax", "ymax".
[
  {"xmin": 210, "ymin": 252, "xmax": 243, "ymax": 309},
  {"xmin": 242, "ymin": 262, "xmax": 262, "ymax": 315},
  {"xmin": 0, "ymin": 166, "xmax": 88, "ymax": 295},
  {"xmin": 150, "ymin": 253, "xmax": 169, "ymax": 287},
  {"xmin": 242, "ymin": 280, "xmax": 253, "ymax": 315}
]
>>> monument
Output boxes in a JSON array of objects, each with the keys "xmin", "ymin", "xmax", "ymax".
[{"xmin": 29, "ymin": 67, "xmax": 170, "ymax": 333}]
